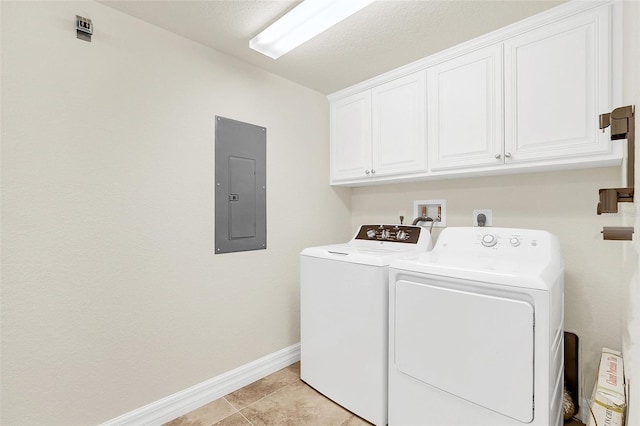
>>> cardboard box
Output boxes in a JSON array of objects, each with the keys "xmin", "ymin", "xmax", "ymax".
[{"xmin": 587, "ymin": 348, "xmax": 626, "ymax": 426}]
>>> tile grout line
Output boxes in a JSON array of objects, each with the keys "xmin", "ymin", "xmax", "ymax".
[
  {"xmin": 216, "ymin": 365, "xmax": 301, "ymax": 425},
  {"xmin": 238, "ymin": 410, "xmax": 255, "ymax": 426},
  {"xmin": 234, "ymin": 379, "xmax": 300, "ymax": 424},
  {"xmin": 221, "ymin": 396, "xmax": 243, "ymax": 424},
  {"xmin": 222, "ymin": 396, "xmax": 240, "ymax": 412}
]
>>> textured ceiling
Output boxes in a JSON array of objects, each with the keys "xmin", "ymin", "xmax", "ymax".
[{"xmin": 99, "ymin": 0, "xmax": 566, "ymax": 95}]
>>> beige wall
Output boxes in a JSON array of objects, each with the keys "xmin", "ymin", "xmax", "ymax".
[
  {"xmin": 2, "ymin": 0, "xmax": 638, "ymax": 425},
  {"xmin": 0, "ymin": 1, "xmax": 351, "ymax": 424},
  {"xmin": 622, "ymin": 1, "xmax": 640, "ymax": 424}
]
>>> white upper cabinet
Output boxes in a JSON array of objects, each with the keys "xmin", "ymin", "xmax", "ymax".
[
  {"xmin": 330, "ymin": 72, "xmax": 427, "ymax": 184},
  {"xmin": 328, "ymin": 2, "xmax": 621, "ymax": 186},
  {"xmin": 330, "ymin": 91, "xmax": 372, "ymax": 182},
  {"xmin": 503, "ymin": 6, "xmax": 612, "ymax": 164},
  {"xmin": 372, "ymin": 72, "xmax": 427, "ymax": 177},
  {"xmin": 427, "ymin": 45, "xmax": 504, "ymax": 171}
]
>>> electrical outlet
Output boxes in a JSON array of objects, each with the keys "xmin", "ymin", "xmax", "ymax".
[{"xmin": 473, "ymin": 209, "xmax": 493, "ymax": 227}]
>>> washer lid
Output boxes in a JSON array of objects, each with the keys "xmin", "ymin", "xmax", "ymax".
[
  {"xmin": 301, "ymin": 224, "xmax": 433, "ymax": 266},
  {"xmin": 301, "ymin": 243, "xmax": 426, "ymax": 266}
]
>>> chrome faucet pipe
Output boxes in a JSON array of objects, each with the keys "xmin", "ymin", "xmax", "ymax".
[
  {"xmin": 412, "ymin": 216, "xmax": 433, "ymax": 226},
  {"xmin": 412, "ymin": 216, "xmax": 440, "ymax": 233}
]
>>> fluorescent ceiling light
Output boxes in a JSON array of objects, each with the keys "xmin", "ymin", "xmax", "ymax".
[{"xmin": 250, "ymin": 0, "xmax": 376, "ymax": 59}]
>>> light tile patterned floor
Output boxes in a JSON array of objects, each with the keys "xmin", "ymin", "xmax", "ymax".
[{"xmin": 164, "ymin": 362, "xmax": 372, "ymax": 426}]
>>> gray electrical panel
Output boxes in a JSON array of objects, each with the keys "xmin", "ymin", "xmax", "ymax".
[{"xmin": 215, "ymin": 116, "xmax": 266, "ymax": 254}]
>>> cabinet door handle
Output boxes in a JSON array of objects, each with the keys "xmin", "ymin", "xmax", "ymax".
[
  {"xmin": 371, "ymin": 169, "xmax": 376, "ymax": 175},
  {"xmin": 495, "ymin": 154, "xmax": 501, "ymax": 159},
  {"xmin": 505, "ymin": 152, "xmax": 512, "ymax": 158},
  {"xmin": 365, "ymin": 170, "xmax": 370, "ymax": 175}
]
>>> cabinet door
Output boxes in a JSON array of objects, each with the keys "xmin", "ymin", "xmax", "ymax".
[
  {"xmin": 371, "ymin": 72, "xmax": 427, "ymax": 177},
  {"xmin": 330, "ymin": 91, "xmax": 372, "ymax": 182},
  {"xmin": 427, "ymin": 45, "xmax": 504, "ymax": 171},
  {"xmin": 504, "ymin": 6, "xmax": 611, "ymax": 163}
]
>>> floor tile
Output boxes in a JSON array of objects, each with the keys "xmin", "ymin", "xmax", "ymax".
[
  {"xmin": 240, "ymin": 380, "xmax": 354, "ymax": 426},
  {"xmin": 285, "ymin": 361, "xmax": 300, "ymax": 376},
  {"xmin": 213, "ymin": 412, "xmax": 253, "ymax": 426},
  {"xmin": 339, "ymin": 414, "xmax": 372, "ymax": 425},
  {"xmin": 164, "ymin": 362, "xmax": 373, "ymax": 426},
  {"xmin": 163, "ymin": 398, "xmax": 237, "ymax": 426},
  {"xmin": 225, "ymin": 365, "xmax": 300, "ymax": 410}
]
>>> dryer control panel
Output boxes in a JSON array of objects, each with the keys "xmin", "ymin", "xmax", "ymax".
[
  {"xmin": 430, "ymin": 227, "xmax": 563, "ymax": 266},
  {"xmin": 355, "ymin": 225, "xmax": 422, "ymax": 244},
  {"xmin": 480, "ymin": 232, "xmax": 527, "ymax": 248},
  {"xmin": 476, "ymin": 230, "xmax": 538, "ymax": 251}
]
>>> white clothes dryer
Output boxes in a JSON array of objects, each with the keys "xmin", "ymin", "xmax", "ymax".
[
  {"xmin": 301, "ymin": 224, "xmax": 433, "ymax": 426},
  {"xmin": 388, "ymin": 227, "xmax": 564, "ymax": 426}
]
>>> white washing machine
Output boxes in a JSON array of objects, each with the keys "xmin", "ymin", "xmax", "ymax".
[
  {"xmin": 301, "ymin": 224, "xmax": 433, "ymax": 426},
  {"xmin": 388, "ymin": 227, "xmax": 564, "ymax": 426}
]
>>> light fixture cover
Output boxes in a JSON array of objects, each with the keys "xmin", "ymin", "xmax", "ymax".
[{"xmin": 250, "ymin": 0, "xmax": 376, "ymax": 59}]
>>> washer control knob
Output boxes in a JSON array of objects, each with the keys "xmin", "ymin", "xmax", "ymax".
[
  {"xmin": 366, "ymin": 229, "xmax": 376, "ymax": 239},
  {"xmin": 481, "ymin": 234, "xmax": 497, "ymax": 247},
  {"xmin": 510, "ymin": 237, "xmax": 520, "ymax": 247},
  {"xmin": 397, "ymin": 230, "xmax": 407, "ymax": 240}
]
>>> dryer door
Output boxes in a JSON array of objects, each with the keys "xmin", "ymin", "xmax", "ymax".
[{"xmin": 394, "ymin": 277, "xmax": 535, "ymax": 422}]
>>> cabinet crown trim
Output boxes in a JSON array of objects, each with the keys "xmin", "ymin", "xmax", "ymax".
[{"xmin": 327, "ymin": 0, "xmax": 615, "ymax": 102}]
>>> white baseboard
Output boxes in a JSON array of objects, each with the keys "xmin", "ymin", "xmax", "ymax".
[{"xmin": 101, "ymin": 343, "xmax": 301, "ymax": 426}]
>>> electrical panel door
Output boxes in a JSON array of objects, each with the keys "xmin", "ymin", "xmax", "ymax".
[{"xmin": 215, "ymin": 116, "xmax": 266, "ymax": 254}]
